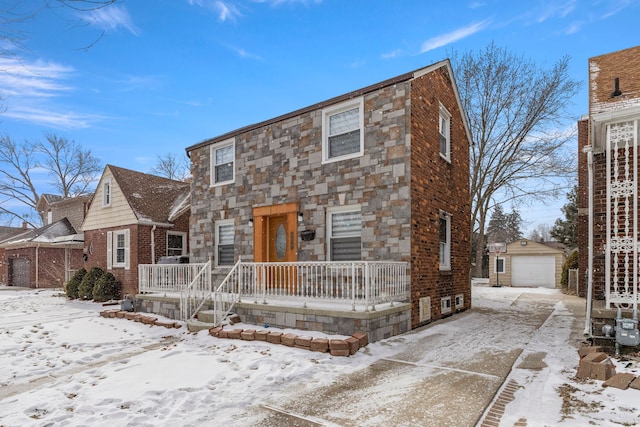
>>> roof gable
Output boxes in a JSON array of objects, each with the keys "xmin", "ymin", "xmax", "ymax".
[
  {"xmin": 83, "ymin": 165, "xmax": 190, "ymax": 231},
  {"xmin": 505, "ymin": 239, "xmax": 565, "ymax": 254},
  {"xmin": 108, "ymin": 165, "xmax": 190, "ymax": 224}
]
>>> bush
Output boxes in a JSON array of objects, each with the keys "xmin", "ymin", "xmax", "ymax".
[
  {"xmin": 65, "ymin": 268, "xmax": 86, "ymax": 299},
  {"xmin": 92, "ymin": 272, "xmax": 121, "ymax": 302},
  {"xmin": 561, "ymin": 250, "xmax": 579, "ymax": 288},
  {"xmin": 78, "ymin": 267, "xmax": 104, "ymax": 300}
]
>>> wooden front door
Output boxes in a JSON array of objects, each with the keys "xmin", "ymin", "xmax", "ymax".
[
  {"xmin": 268, "ymin": 215, "xmax": 291, "ymax": 263},
  {"xmin": 253, "ymin": 203, "xmax": 299, "ymax": 292}
]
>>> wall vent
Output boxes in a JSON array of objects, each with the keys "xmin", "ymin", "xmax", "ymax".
[{"xmin": 419, "ymin": 297, "xmax": 431, "ymax": 322}]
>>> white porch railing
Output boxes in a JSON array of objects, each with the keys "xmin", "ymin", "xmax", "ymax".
[
  {"xmin": 139, "ymin": 263, "xmax": 207, "ymax": 294},
  {"xmin": 139, "ymin": 261, "xmax": 409, "ymax": 323},
  {"xmin": 235, "ymin": 261, "xmax": 409, "ymax": 311},
  {"xmin": 179, "ymin": 260, "xmax": 212, "ymax": 321}
]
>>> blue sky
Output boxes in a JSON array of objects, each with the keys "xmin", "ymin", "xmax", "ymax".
[{"xmin": 1, "ymin": 0, "xmax": 639, "ymax": 232}]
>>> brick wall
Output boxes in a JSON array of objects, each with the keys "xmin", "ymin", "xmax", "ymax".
[
  {"xmin": 410, "ymin": 67, "xmax": 471, "ymax": 326},
  {"xmin": 84, "ymin": 212, "xmax": 190, "ymax": 297},
  {"xmin": 5, "ymin": 246, "xmax": 83, "ymax": 288},
  {"xmin": 579, "ymin": 46, "xmax": 640, "ymax": 302},
  {"xmin": 577, "ymin": 118, "xmax": 589, "ymax": 298},
  {"xmin": 589, "ymin": 46, "xmax": 640, "ymax": 115}
]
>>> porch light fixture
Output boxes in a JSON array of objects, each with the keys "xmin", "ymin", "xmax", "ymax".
[
  {"xmin": 248, "ymin": 218, "xmax": 254, "ymax": 227},
  {"xmin": 298, "ymin": 212, "xmax": 304, "ymax": 223}
]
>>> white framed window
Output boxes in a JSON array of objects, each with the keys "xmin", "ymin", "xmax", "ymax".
[
  {"xmin": 322, "ymin": 98, "xmax": 364, "ymax": 163},
  {"xmin": 441, "ymin": 296, "xmax": 452, "ymax": 314},
  {"xmin": 215, "ymin": 219, "xmax": 235, "ymax": 266},
  {"xmin": 327, "ymin": 206, "xmax": 362, "ymax": 261},
  {"xmin": 167, "ymin": 232, "xmax": 187, "ymax": 256},
  {"xmin": 107, "ymin": 229, "xmax": 130, "ymax": 270},
  {"xmin": 439, "ymin": 211, "xmax": 451, "ymax": 270},
  {"xmin": 210, "ymin": 139, "xmax": 235, "ymax": 186},
  {"xmin": 102, "ymin": 178, "xmax": 112, "ymax": 207},
  {"xmin": 439, "ymin": 103, "xmax": 451, "ymax": 161},
  {"xmin": 495, "ymin": 257, "xmax": 505, "ymax": 274}
]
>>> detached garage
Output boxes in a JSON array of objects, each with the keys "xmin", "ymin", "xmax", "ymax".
[{"xmin": 489, "ymin": 239, "xmax": 566, "ymax": 288}]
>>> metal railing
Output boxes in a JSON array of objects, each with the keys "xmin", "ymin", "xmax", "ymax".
[
  {"xmin": 234, "ymin": 261, "xmax": 408, "ymax": 311},
  {"xmin": 179, "ymin": 260, "xmax": 212, "ymax": 321},
  {"xmin": 139, "ymin": 263, "xmax": 207, "ymax": 294},
  {"xmin": 140, "ymin": 261, "xmax": 409, "ymax": 321}
]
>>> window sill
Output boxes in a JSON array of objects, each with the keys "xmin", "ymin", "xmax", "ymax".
[
  {"xmin": 210, "ymin": 180, "xmax": 234, "ymax": 188},
  {"xmin": 321, "ymin": 152, "xmax": 363, "ymax": 165}
]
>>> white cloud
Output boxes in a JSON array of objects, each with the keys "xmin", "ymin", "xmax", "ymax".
[
  {"xmin": 534, "ymin": 0, "xmax": 576, "ymax": 23},
  {"xmin": 3, "ymin": 106, "xmax": 108, "ymax": 130},
  {"xmin": 420, "ymin": 20, "xmax": 490, "ymax": 53},
  {"xmin": 381, "ymin": 49, "xmax": 403, "ymax": 59},
  {"xmin": 79, "ymin": 5, "xmax": 139, "ymax": 35},
  {"xmin": 0, "ymin": 58, "xmax": 74, "ymax": 98}
]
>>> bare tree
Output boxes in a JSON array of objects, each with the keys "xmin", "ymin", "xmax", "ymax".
[
  {"xmin": 38, "ymin": 133, "xmax": 102, "ymax": 196},
  {"xmin": 150, "ymin": 152, "xmax": 190, "ymax": 181},
  {"xmin": 452, "ymin": 42, "xmax": 581, "ymax": 277},
  {"xmin": 529, "ymin": 224, "xmax": 553, "ymax": 243},
  {"xmin": 0, "ymin": 134, "xmax": 102, "ymax": 226}
]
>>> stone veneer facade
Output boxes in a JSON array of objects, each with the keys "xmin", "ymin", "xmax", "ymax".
[{"xmin": 187, "ymin": 61, "xmax": 470, "ymax": 330}]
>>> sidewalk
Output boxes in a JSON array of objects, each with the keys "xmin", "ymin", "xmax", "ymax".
[{"xmin": 251, "ymin": 288, "xmax": 587, "ymax": 427}]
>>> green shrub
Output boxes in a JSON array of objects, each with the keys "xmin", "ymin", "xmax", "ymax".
[
  {"xmin": 561, "ymin": 250, "xmax": 579, "ymax": 288},
  {"xmin": 65, "ymin": 268, "xmax": 86, "ymax": 299},
  {"xmin": 92, "ymin": 272, "xmax": 121, "ymax": 302},
  {"xmin": 78, "ymin": 267, "xmax": 104, "ymax": 300}
]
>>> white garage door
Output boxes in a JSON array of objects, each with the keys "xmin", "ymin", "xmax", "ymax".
[{"xmin": 511, "ymin": 256, "xmax": 555, "ymax": 288}]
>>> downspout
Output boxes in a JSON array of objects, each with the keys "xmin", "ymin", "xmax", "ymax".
[
  {"xmin": 151, "ymin": 225, "xmax": 157, "ymax": 264},
  {"xmin": 584, "ymin": 145, "xmax": 594, "ymax": 336},
  {"xmin": 35, "ymin": 244, "xmax": 40, "ymax": 289}
]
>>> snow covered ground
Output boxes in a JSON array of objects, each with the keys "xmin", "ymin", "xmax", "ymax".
[{"xmin": 0, "ymin": 286, "xmax": 638, "ymax": 426}]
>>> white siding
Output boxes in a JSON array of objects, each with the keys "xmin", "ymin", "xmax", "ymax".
[{"xmin": 82, "ymin": 168, "xmax": 137, "ymax": 231}]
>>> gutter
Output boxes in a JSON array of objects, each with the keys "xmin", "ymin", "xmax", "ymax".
[
  {"xmin": 584, "ymin": 145, "xmax": 594, "ymax": 336},
  {"xmin": 151, "ymin": 225, "xmax": 156, "ymax": 264}
]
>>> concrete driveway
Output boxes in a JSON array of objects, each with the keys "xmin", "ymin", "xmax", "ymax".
[{"xmin": 250, "ymin": 288, "xmax": 586, "ymax": 427}]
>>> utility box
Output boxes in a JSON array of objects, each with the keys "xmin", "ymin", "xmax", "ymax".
[
  {"xmin": 616, "ymin": 316, "xmax": 640, "ymax": 347},
  {"xmin": 120, "ymin": 295, "xmax": 135, "ymax": 312}
]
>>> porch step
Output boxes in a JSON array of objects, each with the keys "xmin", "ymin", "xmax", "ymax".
[
  {"xmin": 187, "ymin": 319, "xmax": 215, "ymax": 333},
  {"xmin": 196, "ymin": 309, "xmax": 217, "ymax": 324}
]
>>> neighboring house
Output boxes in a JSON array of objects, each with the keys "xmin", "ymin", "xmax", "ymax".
[
  {"xmin": 0, "ymin": 218, "xmax": 83, "ymax": 288},
  {"xmin": 82, "ymin": 165, "xmax": 190, "ymax": 297},
  {"xmin": 488, "ymin": 239, "xmax": 566, "ymax": 288},
  {"xmin": 37, "ymin": 193, "xmax": 91, "ymax": 232},
  {"xmin": 578, "ymin": 46, "xmax": 640, "ymax": 329},
  {"xmin": 0, "ymin": 224, "xmax": 30, "ymax": 285},
  {"xmin": 185, "ymin": 59, "xmax": 471, "ymax": 332}
]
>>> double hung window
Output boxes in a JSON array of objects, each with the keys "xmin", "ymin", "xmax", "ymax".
[
  {"xmin": 211, "ymin": 139, "xmax": 235, "ymax": 186},
  {"xmin": 328, "ymin": 208, "xmax": 362, "ymax": 261},
  {"xmin": 439, "ymin": 104, "xmax": 451, "ymax": 161},
  {"xmin": 323, "ymin": 98, "xmax": 364, "ymax": 162},
  {"xmin": 216, "ymin": 220, "xmax": 234, "ymax": 266},
  {"xmin": 439, "ymin": 212, "xmax": 451, "ymax": 270}
]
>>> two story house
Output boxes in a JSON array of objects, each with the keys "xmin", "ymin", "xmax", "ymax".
[
  {"xmin": 185, "ymin": 59, "xmax": 471, "ymax": 334},
  {"xmin": 578, "ymin": 45, "xmax": 640, "ymax": 334}
]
